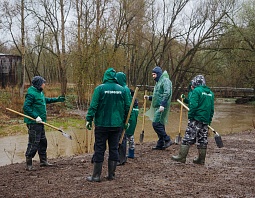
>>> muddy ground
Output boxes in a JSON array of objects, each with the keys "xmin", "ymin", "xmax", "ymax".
[{"xmin": 0, "ymin": 129, "xmax": 254, "ymax": 198}]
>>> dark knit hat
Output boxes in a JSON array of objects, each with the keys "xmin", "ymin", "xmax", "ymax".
[
  {"xmin": 32, "ymin": 76, "xmax": 46, "ymax": 90},
  {"xmin": 152, "ymin": 66, "xmax": 162, "ymax": 82},
  {"xmin": 191, "ymin": 75, "xmax": 206, "ymax": 87}
]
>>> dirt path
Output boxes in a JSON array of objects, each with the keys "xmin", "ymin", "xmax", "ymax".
[{"xmin": 0, "ymin": 130, "xmax": 254, "ymax": 198}]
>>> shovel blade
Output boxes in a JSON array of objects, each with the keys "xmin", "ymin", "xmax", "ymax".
[
  {"xmin": 139, "ymin": 131, "xmax": 144, "ymax": 143},
  {"xmin": 62, "ymin": 132, "xmax": 72, "ymax": 140},
  {"xmin": 214, "ymin": 134, "xmax": 224, "ymax": 148},
  {"xmin": 174, "ymin": 134, "xmax": 182, "ymax": 145},
  {"xmin": 118, "ymin": 143, "xmax": 127, "ymax": 165}
]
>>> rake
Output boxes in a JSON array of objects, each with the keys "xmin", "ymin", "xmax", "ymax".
[{"xmin": 6, "ymin": 108, "xmax": 72, "ymax": 140}]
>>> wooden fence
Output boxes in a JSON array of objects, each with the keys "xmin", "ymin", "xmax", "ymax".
[{"xmin": 137, "ymin": 85, "xmax": 254, "ymax": 98}]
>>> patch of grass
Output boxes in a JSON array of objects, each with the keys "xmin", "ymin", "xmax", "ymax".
[
  {"xmin": 0, "ymin": 123, "xmax": 27, "ymax": 137},
  {"xmin": 47, "ymin": 117, "xmax": 84, "ymax": 129},
  {"xmin": 0, "ymin": 116, "xmax": 84, "ymax": 137}
]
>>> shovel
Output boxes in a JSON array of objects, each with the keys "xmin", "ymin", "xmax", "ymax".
[
  {"xmin": 139, "ymin": 90, "xmax": 147, "ymax": 143},
  {"xmin": 176, "ymin": 99, "xmax": 223, "ymax": 148},
  {"xmin": 175, "ymin": 97, "xmax": 183, "ymax": 144},
  {"xmin": 118, "ymin": 87, "xmax": 139, "ymax": 164},
  {"xmin": 6, "ymin": 108, "xmax": 72, "ymax": 140}
]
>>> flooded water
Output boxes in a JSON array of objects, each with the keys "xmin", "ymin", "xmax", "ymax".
[{"xmin": 0, "ymin": 100, "xmax": 254, "ymax": 166}]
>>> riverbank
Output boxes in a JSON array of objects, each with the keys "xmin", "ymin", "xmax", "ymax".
[
  {"xmin": 1, "ymin": 101, "xmax": 255, "ymax": 167},
  {"xmin": 0, "ymin": 129, "xmax": 254, "ymax": 197}
]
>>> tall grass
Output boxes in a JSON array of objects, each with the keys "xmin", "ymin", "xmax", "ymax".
[{"xmin": 0, "ymin": 84, "xmax": 84, "ymax": 137}]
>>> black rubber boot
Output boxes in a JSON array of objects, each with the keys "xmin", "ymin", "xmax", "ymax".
[
  {"xmin": 193, "ymin": 148, "xmax": 207, "ymax": 165},
  {"xmin": 26, "ymin": 157, "xmax": 36, "ymax": 171},
  {"xmin": 106, "ymin": 160, "xmax": 117, "ymax": 180},
  {"xmin": 171, "ymin": 144, "xmax": 190, "ymax": 163},
  {"xmin": 87, "ymin": 162, "xmax": 103, "ymax": 182},
  {"xmin": 39, "ymin": 154, "xmax": 53, "ymax": 167}
]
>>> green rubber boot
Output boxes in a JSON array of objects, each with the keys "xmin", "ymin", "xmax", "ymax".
[
  {"xmin": 87, "ymin": 162, "xmax": 103, "ymax": 182},
  {"xmin": 171, "ymin": 144, "xmax": 190, "ymax": 163},
  {"xmin": 193, "ymin": 148, "xmax": 207, "ymax": 165}
]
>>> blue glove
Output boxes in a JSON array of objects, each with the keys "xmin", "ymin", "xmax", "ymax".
[
  {"xmin": 181, "ymin": 94, "xmax": 185, "ymax": 99},
  {"xmin": 86, "ymin": 121, "xmax": 92, "ymax": 130},
  {"xmin": 124, "ymin": 123, "xmax": 130, "ymax": 130},
  {"xmin": 57, "ymin": 96, "xmax": 65, "ymax": 102}
]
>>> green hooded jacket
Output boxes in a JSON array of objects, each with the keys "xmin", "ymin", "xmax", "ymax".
[
  {"xmin": 188, "ymin": 85, "xmax": 214, "ymax": 124},
  {"xmin": 116, "ymin": 72, "xmax": 139, "ymax": 136},
  {"xmin": 116, "ymin": 72, "xmax": 132, "ymax": 104},
  {"xmin": 145, "ymin": 71, "xmax": 172, "ymax": 124},
  {"xmin": 23, "ymin": 86, "xmax": 60, "ymax": 124},
  {"xmin": 86, "ymin": 68, "xmax": 130, "ymax": 127}
]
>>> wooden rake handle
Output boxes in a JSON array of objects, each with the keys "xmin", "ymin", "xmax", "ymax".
[
  {"xmin": 178, "ymin": 97, "xmax": 184, "ymax": 134},
  {"xmin": 142, "ymin": 90, "xmax": 147, "ymax": 131},
  {"xmin": 6, "ymin": 108, "xmax": 61, "ymax": 132},
  {"xmin": 119, "ymin": 87, "xmax": 139, "ymax": 144}
]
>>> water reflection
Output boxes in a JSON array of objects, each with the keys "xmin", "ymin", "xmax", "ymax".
[
  {"xmin": 0, "ymin": 102, "xmax": 254, "ymax": 166},
  {"xmin": 0, "ymin": 129, "xmax": 94, "ymax": 167}
]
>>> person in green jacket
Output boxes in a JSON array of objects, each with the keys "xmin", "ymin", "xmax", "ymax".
[
  {"xmin": 172, "ymin": 75, "xmax": 214, "ymax": 165},
  {"xmin": 144, "ymin": 66, "xmax": 173, "ymax": 150},
  {"xmin": 116, "ymin": 72, "xmax": 139, "ymax": 163},
  {"xmin": 125, "ymin": 88, "xmax": 139, "ymax": 159},
  {"xmin": 86, "ymin": 68, "xmax": 130, "ymax": 182},
  {"xmin": 23, "ymin": 76, "xmax": 65, "ymax": 171},
  {"xmin": 116, "ymin": 72, "xmax": 131, "ymax": 165}
]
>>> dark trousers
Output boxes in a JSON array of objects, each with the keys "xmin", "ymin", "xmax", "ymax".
[
  {"xmin": 93, "ymin": 126, "xmax": 120, "ymax": 163},
  {"xmin": 25, "ymin": 124, "xmax": 47, "ymax": 158},
  {"xmin": 152, "ymin": 122, "xmax": 170, "ymax": 147}
]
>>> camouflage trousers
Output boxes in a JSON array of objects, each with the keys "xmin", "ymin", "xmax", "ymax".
[
  {"xmin": 126, "ymin": 135, "xmax": 135, "ymax": 149},
  {"xmin": 182, "ymin": 119, "xmax": 209, "ymax": 149}
]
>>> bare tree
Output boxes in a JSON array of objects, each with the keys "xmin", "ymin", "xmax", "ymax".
[
  {"xmin": 20, "ymin": 0, "xmax": 26, "ymax": 96},
  {"xmin": 0, "ymin": 0, "xmax": 28, "ymax": 96},
  {"xmin": 144, "ymin": 0, "xmax": 236, "ymax": 99},
  {"xmin": 27, "ymin": 0, "xmax": 71, "ymax": 95}
]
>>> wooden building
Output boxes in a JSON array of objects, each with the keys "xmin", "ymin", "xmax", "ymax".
[{"xmin": 0, "ymin": 53, "xmax": 22, "ymax": 88}]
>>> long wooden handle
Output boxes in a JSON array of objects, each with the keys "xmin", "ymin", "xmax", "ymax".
[
  {"xmin": 142, "ymin": 90, "xmax": 147, "ymax": 131},
  {"xmin": 178, "ymin": 97, "xmax": 184, "ymax": 134},
  {"xmin": 119, "ymin": 87, "xmax": 139, "ymax": 144},
  {"xmin": 6, "ymin": 108, "xmax": 61, "ymax": 131},
  {"xmin": 176, "ymin": 99, "xmax": 216, "ymax": 133}
]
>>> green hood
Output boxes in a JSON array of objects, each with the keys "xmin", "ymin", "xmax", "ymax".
[
  {"xmin": 116, "ymin": 72, "xmax": 127, "ymax": 87},
  {"xmin": 102, "ymin": 68, "xmax": 117, "ymax": 83}
]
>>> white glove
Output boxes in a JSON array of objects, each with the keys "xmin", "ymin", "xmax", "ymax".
[
  {"xmin": 86, "ymin": 121, "xmax": 92, "ymax": 130},
  {"xmin": 159, "ymin": 106, "xmax": 165, "ymax": 112},
  {"xmin": 144, "ymin": 95, "xmax": 149, "ymax": 100},
  {"xmin": 36, "ymin": 116, "xmax": 42, "ymax": 123}
]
